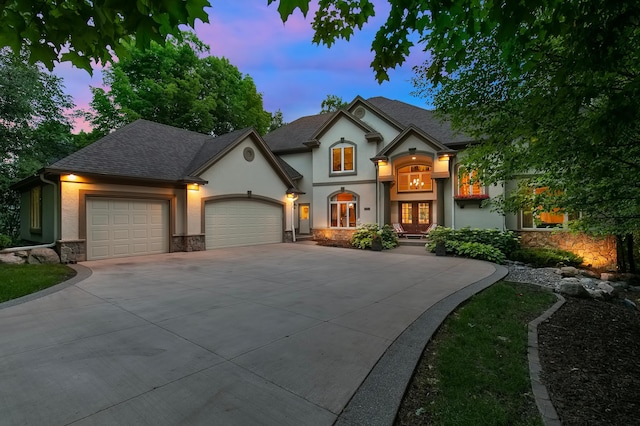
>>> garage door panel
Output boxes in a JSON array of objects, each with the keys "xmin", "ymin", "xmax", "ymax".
[
  {"xmin": 87, "ymin": 198, "xmax": 169, "ymax": 260},
  {"xmin": 205, "ymin": 199, "xmax": 283, "ymax": 249}
]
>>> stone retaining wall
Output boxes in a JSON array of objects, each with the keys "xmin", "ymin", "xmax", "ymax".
[
  {"xmin": 519, "ymin": 231, "xmax": 617, "ymax": 270},
  {"xmin": 312, "ymin": 228, "xmax": 356, "ymax": 242}
]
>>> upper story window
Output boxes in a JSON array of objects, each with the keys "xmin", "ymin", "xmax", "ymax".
[
  {"xmin": 457, "ymin": 169, "xmax": 485, "ymax": 197},
  {"xmin": 521, "ymin": 187, "xmax": 577, "ymax": 229},
  {"xmin": 30, "ymin": 186, "xmax": 42, "ymax": 232},
  {"xmin": 397, "ymin": 165, "xmax": 432, "ymax": 192},
  {"xmin": 330, "ymin": 139, "xmax": 356, "ymax": 175}
]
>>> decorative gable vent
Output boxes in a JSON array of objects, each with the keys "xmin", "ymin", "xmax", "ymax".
[{"xmin": 353, "ymin": 106, "xmax": 366, "ymax": 119}]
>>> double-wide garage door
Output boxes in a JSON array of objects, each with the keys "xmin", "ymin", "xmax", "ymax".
[
  {"xmin": 87, "ymin": 198, "xmax": 170, "ymax": 260},
  {"xmin": 205, "ymin": 199, "xmax": 283, "ymax": 249}
]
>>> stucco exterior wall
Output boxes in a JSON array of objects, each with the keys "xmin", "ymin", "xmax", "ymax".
[
  {"xmin": 311, "ymin": 182, "xmax": 377, "ymax": 229},
  {"xmin": 452, "ymin": 183, "xmax": 506, "ymax": 230},
  {"xmin": 313, "ymin": 119, "xmax": 379, "ymax": 184},
  {"xmin": 197, "ymin": 137, "xmax": 292, "ymax": 231},
  {"xmin": 352, "ymin": 107, "xmax": 401, "ymax": 148}
]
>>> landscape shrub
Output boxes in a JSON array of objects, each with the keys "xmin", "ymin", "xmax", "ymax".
[
  {"xmin": 427, "ymin": 226, "xmax": 520, "ymax": 259},
  {"xmin": 350, "ymin": 224, "xmax": 398, "ymax": 250},
  {"xmin": 0, "ymin": 234, "xmax": 12, "ymax": 250},
  {"xmin": 509, "ymin": 247, "xmax": 583, "ymax": 267}
]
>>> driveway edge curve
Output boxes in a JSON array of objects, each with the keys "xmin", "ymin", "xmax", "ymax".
[
  {"xmin": 334, "ymin": 263, "xmax": 508, "ymax": 426},
  {"xmin": 0, "ymin": 263, "xmax": 92, "ymax": 310}
]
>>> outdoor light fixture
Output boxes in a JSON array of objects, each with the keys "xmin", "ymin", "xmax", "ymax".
[{"xmin": 187, "ymin": 183, "xmax": 199, "ymax": 191}]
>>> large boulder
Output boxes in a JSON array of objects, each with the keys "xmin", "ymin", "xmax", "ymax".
[
  {"xmin": 558, "ymin": 281, "xmax": 590, "ymax": 298},
  {"xmin": 27, "ymin": 248, "xmax": 60, "ymax": 264},
  {"xmin": 559, "ymin": 266, "xmax": 580, "ymax": 277},
  {"xmin": 0, "ymin": 253, "xmax": 26, "ymax": 264}
]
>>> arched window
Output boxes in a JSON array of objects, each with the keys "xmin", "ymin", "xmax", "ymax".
[
  {"xmin": 397, "ymin": 164, "xmax": 432, "ymax": 192},
  {"xmin": 329, "ymin": 192, "xmax": 358, "ymax": 228}
]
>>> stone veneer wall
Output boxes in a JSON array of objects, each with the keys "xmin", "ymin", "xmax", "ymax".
[
  {"xmin": 519, "ymin": 231, "xmax": 617, "ymax": 270},
  {"xmin": 312, "ymin": 228, "xmax": 356, "ymax": 242},
  {"xmin": 57, "ymin": 240, "xmax": 86, "ymax": 263},
  {"xmin": 171, "ymin": 235, "xmax": 206, "ymax": 252}
]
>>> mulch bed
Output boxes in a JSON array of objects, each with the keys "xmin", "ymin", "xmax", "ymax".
[{"xmin": 537, "ymin": 291, "xmax": 640, "ymax": 425}]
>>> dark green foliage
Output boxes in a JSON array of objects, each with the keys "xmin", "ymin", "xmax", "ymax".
[
  {"xmin": 85, "ymin": 33, "xmax": 273, "ymax": 136},
  {"xmin": 510, "ymin": 248, "xmax": 584, "ymax": 268},
  {"xmin": 428, "ymin": 227, "xmax": 520, "ymax": 258},
  {"xmin": 0, "ymin": 234, "xmax": 12, "ymax": 249},
  {"xmin": 319, "ymin": 94, "xmax": 348, "ymax": 113},
  {"xmin": 448, "ymin": 241, "xmax": 507, "ymax": 264},
  {"xmin": 0, "ymin": 0, "xmax": 211, "ymax": 73},
  {"xmin": 0, "ymin": 49, "xmax": 75, "ymax": 238},
  {"xmin": 350, "ymin": 224, "xmax": 399, "ymax": 250}
]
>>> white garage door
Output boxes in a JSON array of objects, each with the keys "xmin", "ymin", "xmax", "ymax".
[
  {"xmin": 205, "ymin": 199, "xmax": 283, "ymax": 249},
  {"xmin": 87, "ymin": 198, "xmax": 170, "ymax": 260}
]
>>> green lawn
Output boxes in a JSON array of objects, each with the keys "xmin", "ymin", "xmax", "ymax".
[
  {"xmin": 0, "ymin": 264, "xmax": 76, "ymax": 303},
  {"xmin": 397, "ymin": 281, "xmax": 557, "ymax": 426}
]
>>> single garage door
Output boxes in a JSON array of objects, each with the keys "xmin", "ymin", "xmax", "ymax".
[
  {"xmin": 205, "ymin": 199, "xmax": 283, "ymax": 249},
  {"xmin": 87, "ymin": 198, "xmax": 170, "ymax": 260}
]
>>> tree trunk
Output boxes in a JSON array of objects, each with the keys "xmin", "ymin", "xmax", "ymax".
[{"xmin": 627, "ymin": 234, "xmax": 636, "ymax": 273}]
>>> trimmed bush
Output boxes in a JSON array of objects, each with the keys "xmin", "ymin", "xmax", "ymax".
[
  {"xmin": 509, "ymin": 247, "xmax": 583, "ymax": 267},
  {"xmin": 427, "ymin": 227, "xmax": 520, "ymax": 257},
  {"xmin": 350, "ymin": 224, "xmax": 399, "ymax": 250},
  {"xmin": 0, "ymin": 234, "xmax": 12, "ymax": 250}
]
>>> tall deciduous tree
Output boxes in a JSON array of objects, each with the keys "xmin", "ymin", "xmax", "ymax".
[
  {"xmin": 86, "ymin": 34, "xmax": 272, "ymax": 136},
  {"xmin": 0, "ymin": 0, "xmax": 211, "ymax": 73},
  {"xmin": 319, "ymin": 94, "xmax": 348, "ymax": 113},
  {"xmin": 0, "ymin": 49, "xmax": 75, "ymax": 237}
]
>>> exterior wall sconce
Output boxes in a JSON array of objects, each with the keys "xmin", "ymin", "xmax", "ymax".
[
  {"xmin": 409, "ymin": 147, "xmax": 417, "ymax": 160},
  {"xmin": 187, "ymin": 183, "xmax": 199, "ymax": 191},
  {"xmin": 60, "ymin": 174, "xmax": 79, "ymax": 182}
]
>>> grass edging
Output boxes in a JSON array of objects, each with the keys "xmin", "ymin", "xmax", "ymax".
[
  {"xmin": 0, "ymin": 264, "xmax": 92, "ymax": 310},
  {"xmin": 334, "ymin": 263, "xmax": 508, "ymax": 426},
  {"xmin": 528, "ymin": 293, "xmax": 565, "ymax": 426}
]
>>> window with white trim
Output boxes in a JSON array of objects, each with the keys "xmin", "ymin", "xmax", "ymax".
[
  {"xmin": 330, "ymin": 141, "xmax": 355, "ymax": 174},
  {"xmin": 330, "ymin": 192, "xmax": 358, "ymax": 228}
]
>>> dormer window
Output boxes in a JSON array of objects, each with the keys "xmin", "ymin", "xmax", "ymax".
[{"xmin": 330, "ymin": 139, "xmax": 356, "ymax": 175}]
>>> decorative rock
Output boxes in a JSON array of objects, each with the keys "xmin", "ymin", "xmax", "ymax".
[
  {"xmin": 561, "ymin": 277, "xmax": 581, "ymax": 284},
  {"xmin": 27, "ymin": 248, "xmax": 60, "ymax": 264},
  {"xmin": 558, "ymin": 281, "xmax": 590, "ymax": 298},
  {"xmin": 560, "ymin": 266, "xmax": 580, "ymax": 277},
  {"xmin": 14, "ymin": 250, "xmax": 29, "ymax": 259},
  {"xmin": 581, "ymin": 269, "xmax": 600, "ymax": 279},
  {"xmin": 587, "ymin": 289, "xmax": 606, "ymax": 299},
  {"xmin": 0, "ymin": 253, "xmax": 26, "ymax": 264},
  {"xmin": 600, "ymin": 272, "xmax": 617, "ymax": 282},
  {"xmin": 579, "ymin": 277, "xmax": 596, "ymax": 287},
  {"xmin": 629, "ymin": 286, "xmax": 640, "ymax": 293},
  {"xmin": 597, "ymin": 281, "xmax": 616, "ymax": 296},
  {"xmin": 623, "ymin": 298, "xmax": 638, "ymax": 310},
  {"xmin": 610, "ymin": 282, "xmax": 629, "ymax": 290}
]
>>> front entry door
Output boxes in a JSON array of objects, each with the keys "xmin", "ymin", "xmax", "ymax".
[
  {"xmin": 400, "ymin": 201, "xmax": 431, "ymax": 233},
  {"xmin": 298, "ymin": 203, "xmax": 310, "ymax": 234}
]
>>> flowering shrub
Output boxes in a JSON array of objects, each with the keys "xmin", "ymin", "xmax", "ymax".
[{"xmin": 350, "ymin": 224, "xmax": 399, "ymax": 250}]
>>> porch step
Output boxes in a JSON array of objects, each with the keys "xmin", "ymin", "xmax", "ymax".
[{"xmin": 397, "ymin": 238, "xmax": 428, "ymax": 247}]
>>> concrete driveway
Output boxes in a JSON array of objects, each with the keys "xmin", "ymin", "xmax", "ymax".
[{"xmin": 0, "ymin": 243, "xmax": 504, "ymax": 425}]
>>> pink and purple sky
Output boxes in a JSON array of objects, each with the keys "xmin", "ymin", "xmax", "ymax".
[{"xmin": 53, "ymin": 0, "xmax": 432, "ymax": 133}]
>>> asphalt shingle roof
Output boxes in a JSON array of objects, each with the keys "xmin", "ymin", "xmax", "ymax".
[
  {"xmin": 47, "ymin": 120, "xmax": 303, "ymax": 184},
  {"xmin": 365, "ymin": 97, "xmax": 474, "ymax": 146},
  {"xmin": 48, "ymin": 120, "xmax": 212, "ymax": 182},
  {"xmin": 263, "ymin": 113, "xmax": 334, "ymax": 153}
]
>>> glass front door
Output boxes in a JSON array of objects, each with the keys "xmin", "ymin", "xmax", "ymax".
[{"xmin": 399, "ymin": 201, "xmax": 431, "ymax": 233}]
